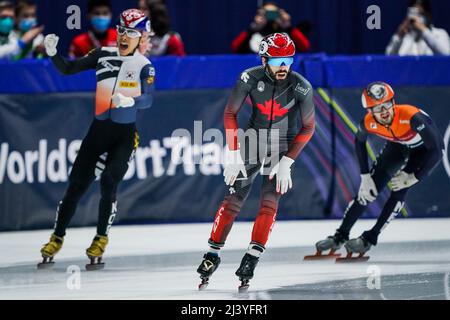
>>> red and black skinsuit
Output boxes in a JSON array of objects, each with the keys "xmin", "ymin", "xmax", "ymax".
[{"xmin": 208, "ymin": 65, "xmax": 315, "ymax": 253}]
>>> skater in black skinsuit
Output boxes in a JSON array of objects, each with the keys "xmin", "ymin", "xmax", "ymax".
[{"xmin": 196, "ymin": 33, "xmax": 315, "ymax": 291}]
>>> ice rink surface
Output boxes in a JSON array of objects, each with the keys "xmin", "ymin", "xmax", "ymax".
[{"xmin": 1, "ymin": 218, "xmax": 450, "ymax": 300}]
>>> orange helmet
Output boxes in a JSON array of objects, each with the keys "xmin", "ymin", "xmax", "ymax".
[{"xmin": 361, "ymin": 82, "xmax": 395, "ymax": 109}]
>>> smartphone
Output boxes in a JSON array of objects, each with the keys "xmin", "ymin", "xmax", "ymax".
[
  {"xmin": 407, "ymin": 6, "xmax": 426, "ymax": 25},
  {"xmin": 407, "ymin": 6, "xmax": 420, "ymax": 19},
  {"xmin": 265, "ymin": 9, "xmax": 279, "ymax": 21}
]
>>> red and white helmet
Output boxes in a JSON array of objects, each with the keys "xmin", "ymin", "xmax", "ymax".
[
  {"xmin": 119, "ymin": 9, "xmax": 151, "ymax": 32},
  {"xmin": 361, "ymin": 81, "xmax": 395, "ymax": 109},
  {"xmin": 259, "ymin": 33, "xmax": 296, "ymax": 58}
]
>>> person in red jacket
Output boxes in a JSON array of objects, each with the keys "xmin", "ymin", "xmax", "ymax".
[
  {"xmin": 69, "ymin": 0, "xmax": 117, "ymax": 58},
  {"xmin": 232, "ymin": 2, "xmax": 310, "ymax": 54}
]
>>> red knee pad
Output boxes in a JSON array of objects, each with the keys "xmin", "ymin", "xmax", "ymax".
[
  {"xmin": 251, "ymin": 207, "xmax": 277, "ymax": 247},
  {"xmin": 210, "ymin": 204, "xmax": 237, "ymax": 244}
]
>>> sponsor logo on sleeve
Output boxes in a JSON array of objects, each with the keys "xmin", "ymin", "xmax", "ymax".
[
  {"xmin": 295, "ymin": 83, "xmax": 310, "ymax": 96},
  {"xmin": 416, "ymin": 124, "xmax": 425, "ymax": 132},
  {"xmin": 147, "ymin": 67, "xmax": 156, "ymax": 84}
]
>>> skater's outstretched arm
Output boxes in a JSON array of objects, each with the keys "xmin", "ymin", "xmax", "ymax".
[
  {"xmin": 285, "ymin": 84, "xmax": 315, "ymax": 160},
  {"xmin": 408, "ymin": 112, "xmax": 444, "ymax": 180},
  {"xmin": 354, "ymin": 121, "xmax": 370, "ymax": 174},
  {"xmin": 44, "ymin": 33, "xmax": 99, "ymax": 75},
  {"xmin": 51, "ymin": 48, "xmax": 100, "ymax": 75},
  {"xmin": 224, "ymin": 73, "xmax": 252, "ymax": 150}
]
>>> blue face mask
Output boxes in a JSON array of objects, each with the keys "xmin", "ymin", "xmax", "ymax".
[
  {"xmin": 0, "ymin": 17, "xmax": 14, "ymax": 34},
  {"xmin": 91, "ymin": 16, "xmax": 111, "ymax": 33},
  {"xmin": 19, "ymin": 18, "xmax": 37, "ymax": 32}
]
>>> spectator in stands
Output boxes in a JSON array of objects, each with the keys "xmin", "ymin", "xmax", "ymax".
[
  {"xmin": 0, "ymin": 0, "xmax": 43, "ymax": 60},
  {"xmin": 231, "ymin": 1, "xmax": 310, "ymax": 54},
  {"xmin": 138, "ymin": 0, "xmax": 185, "ymax": 56},
  {"xmin": 386, "ymin": 0, "xmax": 450, "ymax": 56},
  {"xmin": 69, "ymin": 0, "xmax": 117, "ymax": 58},
  {"xmin": 13, "ymin": 0, "xmax": 45, "ymax": 59}
]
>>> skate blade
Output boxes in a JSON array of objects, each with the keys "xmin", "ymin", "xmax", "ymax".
[
  {"xmin": 198, "ymin": 282, "xmax": 209, "ymax": 291},
  {"xmin": 85, "ymin": 262, "xmax": 105, "ymax": 271},
  {"xmin": 335, "ymin": 256, "xmax": 370, "ymax": 263},
  {"xmin": 304, "ymin": 251, "xmax": 341, "ymax": 260},
  {"xmin": 238, "ymin": 279, "xmax": 250, "ymax": 293},
  {"xmin": 198, "ymin": 277, "xmax": 209, "ymax": 291},
  {"xmin": 238, "ymin": 284, "xmax": 249, "ymax": 293},
  {"xmin": 37, "ymin": 261, "xmax": 55, "ymax": 270}
]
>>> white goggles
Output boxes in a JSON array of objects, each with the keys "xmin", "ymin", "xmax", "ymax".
[
  {"xmin": 116, "ymin": 25, "xmax": 142, "ymax": 39},
  {"xmin": 371, "ymin": 100, "xmax": 393, "ymax": 113}
]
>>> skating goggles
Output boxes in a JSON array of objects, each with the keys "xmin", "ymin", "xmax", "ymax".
[
  {"xmin": 116, "ymin": 26, "xmax": 142, "ymax": 39},
  {"xmin": 267, "ymin": 57, "xmax": 294, "ymax": 67},
  {"xmin": 371, "ymin": 100, "xmax": 394, "ymax": 113}
]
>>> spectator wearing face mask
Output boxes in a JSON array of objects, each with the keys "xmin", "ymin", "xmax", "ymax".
[
  {"xmin": 231, "ymin": 1, "xmax": 310, "ymax": 54},
  {"xmin": 69, "ymin": 0, "xmax": 117, "ymax": 58},
  {"xmin": 138, "ymin": 0, "xmax": 185, "ymax": 56},
  {"xmin": 0, "ymin": 0, "xmax": 44, "ymax": 60},
  {"xmin": 386, "ymin": 0, "xmax": 450, "ymax": 56},
  {"xmin": 13, "ymin": 0, "xmax": 45, "ymax": 59}
]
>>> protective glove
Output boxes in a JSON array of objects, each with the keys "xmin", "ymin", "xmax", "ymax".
[
  {"xmin": 357, "ymin": 173, "xmax": 378, "ymax": 205},
  {"xmin": 223, "ymin": 149, "xmax": 247, "ymax": 186},
  {"xmin": 391, "ymin": 171, "xmax": 418, "ymax": 191},
  {"xmin": 44, "ymin": 34, "xmax": 59, "ymax": 57},
  {"xmin": 112, "ymin": 93, "xmax": 135, "ymax": 108},
  {"xmin": 269, "ymin": 156, "xmax": 294, "ymax": 195}
]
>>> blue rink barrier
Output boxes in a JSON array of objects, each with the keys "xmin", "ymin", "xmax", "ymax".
[
  {"xmin": 0, "ymin": 55, "xmax": 449, "ymax": 231},
  {"xmin": 1, "ymin": 54, "xmax": 450, "ymax": 93}
]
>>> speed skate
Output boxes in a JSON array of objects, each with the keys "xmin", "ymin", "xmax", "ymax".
[
  {"xmin": 304, "ymin": 232, "xmax": 346, "ymax": 260},
  {"xmin": 335, "ymin": 236, "xmax": 371, "ymax": 263}
]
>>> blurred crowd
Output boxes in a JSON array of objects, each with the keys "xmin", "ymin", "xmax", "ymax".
[
  {"xmin": 0, "ymin": 0, "xmax": 187, "ymax": 60},
  {"xmin": 386, "ymin": 0, "xmax": 450, "ymax": 55},
  {"xmin": 0, "ymin": 0, "xmax": 449, "ymax": 61}
]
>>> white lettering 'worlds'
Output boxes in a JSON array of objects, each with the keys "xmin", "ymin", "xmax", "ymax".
[{"xmin": 0, "ymin": 138, "xmax": 226, "ymax": 185}]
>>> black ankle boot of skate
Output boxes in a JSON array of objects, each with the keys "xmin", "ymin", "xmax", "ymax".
[
  {"xmin": 235, "ymin": 253, "xmax": 259, "ymax": 280},
  {"xmin": 197, "ymin": 252, "xmax": 221, "ymax": 277},
  {"xmin": 361, "ymin": 231, "xmax": 378, "ymax": 246},
  {"xmin": 334, "ymin": 230, "xmax": 349, "ymax": 244}
]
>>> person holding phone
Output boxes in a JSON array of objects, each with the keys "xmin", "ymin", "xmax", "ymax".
[
  {"xmin": 386, "ymin": 0, "xmax": 450, "ymax": 56},
  {"xmin": 231, "ymin": 1, "xmax": 310, "ymax": 54}
]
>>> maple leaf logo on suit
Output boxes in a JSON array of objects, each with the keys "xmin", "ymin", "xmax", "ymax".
[{"xmin": 256, "ymin": 99, "xmax": 288, "ymax": 120}]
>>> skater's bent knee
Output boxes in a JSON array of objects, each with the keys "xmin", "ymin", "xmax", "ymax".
[
  {"xmin": 259, "ymin": 200, "xmax": 278, "ymax": 216},
  {"xmin": 63, "ymin": 181, "xmax": 88, "ymax": 202}
]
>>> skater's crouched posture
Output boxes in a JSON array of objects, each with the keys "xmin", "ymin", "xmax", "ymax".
[
  {"xmin": 312, "ymin": 82, "xmax": 444, "ymax": 261},
  {"xmin": 39, "ymin": 9, "xmax": 155, "ymax": 270},
  {"xmin": 197, "ymin": 33, "xmax": 315, "ymax": 291}
]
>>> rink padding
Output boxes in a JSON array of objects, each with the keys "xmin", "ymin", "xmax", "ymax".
[
  {"xmin": 1, "ymin": 55, "xmax": 450, "ymax": 93},
  {"xmin": 0, "ymin": 56, "xmax": 449, "ymax": 231}
]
